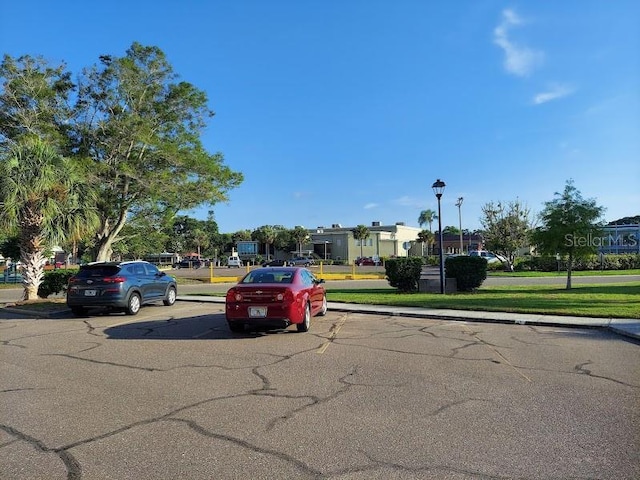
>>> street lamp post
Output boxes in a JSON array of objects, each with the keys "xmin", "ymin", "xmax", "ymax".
[
  {"xmin": 432, "ymin": 179, "xmax": 446, "ymax": 294},
  {"xmin": 455, "ymin": 196, "xmax": 464, "ymax": 253}
]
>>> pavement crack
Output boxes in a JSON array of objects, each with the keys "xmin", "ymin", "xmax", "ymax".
[
  {"xmin": 165, "ymin": 417, "xmax": 322, "ymax": 477},
  {"xmin": 0, "ymin": 424, "xmax": 82, "ymax": 480},
  {"xmin": 573, "ymin": 360, "xmax": 637, "ymax": 387},
  {"xmin": 42, "ymin": 353, "xmax": 163, "ymax": 372},
  {"xmin": 265, "ymin": 367, "xmax": 357, "ymax": 431}
]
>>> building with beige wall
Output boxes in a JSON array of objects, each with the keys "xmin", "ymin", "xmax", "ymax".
[{"xmin": 305, "ymin": 222, "xmax": 422, "ymax": 263}]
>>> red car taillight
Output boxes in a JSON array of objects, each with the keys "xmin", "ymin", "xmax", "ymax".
[
  {"xmin": 277, "ymin": 289, "xmax": 294, "ymax": 303},
  {"xmin": 226, "ymin": 289, "xmax": 242, "ymax": 302},
  {"xmin": 103, "ymin": 276, "xmax": 126, "ymax": 284}
]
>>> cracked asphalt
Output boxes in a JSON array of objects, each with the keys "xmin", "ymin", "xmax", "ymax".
[{"xmin": 1, "ymin": 301, "xmax": 639, "ymax": 479}]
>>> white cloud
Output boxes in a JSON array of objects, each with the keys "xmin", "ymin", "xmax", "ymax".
[
  {"xmin": 533, "ymin": 84, "xmax": 575, "ymax": 104},
  {"xmin": 393, "ymin": 196, "xmax": 425, "ymax": 208},
  {"xmin": 493, "ymin": 9, "xmax": 544, "ymax": 77},
  {"xmin": 364, "ymin": 203, "xmax": 378, "ymax": 209}
]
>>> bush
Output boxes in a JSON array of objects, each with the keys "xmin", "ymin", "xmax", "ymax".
[
  {"xmin": 38, "ymin": 269, "xmax": 75, "ymax": 298},
  {"xmin": 385, "ymin": 257, "xmax": 423, "ymax": 293},
  {"xmin": 445, "ymin": 256, "xmax": 487, "ymax": 292},
  {"xmin": 515, "ymin": 254, "xmax": 640, "ymax": 272}
]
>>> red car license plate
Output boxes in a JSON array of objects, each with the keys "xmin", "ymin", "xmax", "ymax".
[{"xmin": 249, "ymin": 307, "xmax": 267, "ymax": 318}]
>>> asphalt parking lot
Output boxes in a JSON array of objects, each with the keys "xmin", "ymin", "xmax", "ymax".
[{"xmin": 1, "ymin": 301, "xmax": 639, "ymax": 479}]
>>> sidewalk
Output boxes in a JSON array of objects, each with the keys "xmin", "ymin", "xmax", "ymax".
[{"xmin": 178, "ymin": 295, "xmax": 640, "ymax": 341}]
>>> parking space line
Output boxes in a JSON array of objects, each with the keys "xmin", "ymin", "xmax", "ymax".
[{"xmin": 317, "ymin": 314, "xmax": 348, "ymax": 354}]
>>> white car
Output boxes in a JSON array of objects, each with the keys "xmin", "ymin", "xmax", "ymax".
[
  {"xmin": 227, "ymin": 256, "xmax": 243, "ymax": 268},
  {"xmin": 468, "ymin": 250, "xmax": 506, "ymax": 264}
]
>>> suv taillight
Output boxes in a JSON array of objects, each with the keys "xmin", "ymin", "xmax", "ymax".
[{"xmin": 103, "ymin": 276, "xmax": 126, "ymax": 284}]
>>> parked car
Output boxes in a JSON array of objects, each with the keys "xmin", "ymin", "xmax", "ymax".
[
  {"xmin": 288, "ymin": 256, "xmax": 315, "ymax": 267},
  {"xmin": 262, "ymin": 259, "xmax": 287, "ymax": 267},
  {"xmin": 227, "ymin": 255, "xmax": 243, "ymax": 268},
  {"xmin": 225, "ymin": 267, "xmax": 327, "ymax": 333},
  {"xmin": 355, "ymin": 256, "xmax": 381, "ymax": 266},
  {"xmin": 66, "ymin": 261, "xmax": 177, "ymax": 316},
  {"xmin": 468, "ymin": 250, "xmax": 506, "ymax": 264},
  {"xmin": 176, "ymin": 258, "xmax": 204, "ymax": 269}
]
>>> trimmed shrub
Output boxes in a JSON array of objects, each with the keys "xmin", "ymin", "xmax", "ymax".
[
  {"xmin": 515, "ymin": 254, "xmax": 640, "ymax": 272},
  {"xmin": 385, "ymin": 257, "xmax": 423, "ymax": 293},
  {"xmin": 38, "ymin": 269, "xmax": 75, "ymax": 298},
  {"xmin": 445, "ymin": 256, "xmax": 487, "ymax": 292}
]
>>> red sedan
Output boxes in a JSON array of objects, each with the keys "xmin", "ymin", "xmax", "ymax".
[{"xmin": 225, "ymin": 267, "xmax": 327, "ymax": 333}]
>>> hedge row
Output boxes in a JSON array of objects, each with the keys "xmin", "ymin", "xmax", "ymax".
[{"xmin": 515, "ymin": 254, "xmax": 640, "ymax": 272}]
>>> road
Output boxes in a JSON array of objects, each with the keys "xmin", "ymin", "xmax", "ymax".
[{"xmin": 1, "ymin": 302, "xmax": 638, "ymax": 479}]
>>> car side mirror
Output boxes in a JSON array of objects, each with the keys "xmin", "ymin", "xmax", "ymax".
[{"xmin": 315, "ymin": 278, "xmax": 325, "ymax": 284}]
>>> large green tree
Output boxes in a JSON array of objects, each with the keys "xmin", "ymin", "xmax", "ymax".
[
  {"xmin": 0, "ymin": 54, "xmax": 73, "ymax": 148},
  {"xmin": 531, "ymin": 181, "xmax": 605, "ymax": 289},
  {"xmin": 73, "ymin": 43, "xmax": 243, "ymax": 261},
  {"xmin": 480, "ymin": 199, "xmax": 533, "ymax": 267},
  {"xmin": 0, "ymin": 137, "xmax": 98, "ymax": 300}
]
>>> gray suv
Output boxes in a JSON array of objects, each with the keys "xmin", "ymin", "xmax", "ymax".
[
  {"xmin": 288, "ymin": 256, "xmax": 315, "ymax": 267},
  {"xmin": 66, "ymin": 261, "xmax": 177, "ymax": 316}
]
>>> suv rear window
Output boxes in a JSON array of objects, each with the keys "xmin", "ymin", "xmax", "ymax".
[{"xmin": 75, "ymin": 265, "xmax": 121, "ymax": 278}]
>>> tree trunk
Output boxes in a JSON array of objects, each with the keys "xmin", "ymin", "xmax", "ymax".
[
  {"xmin": 20, "ymin": 248, "xmax": 47, "ymax": 301},
  {"xmin": 96, "ymin": 238, "xmax": 114, "ymax": 262},
  {"xmin": 566, "ymin": 252, "xmax": 573, "ymax": 290}
]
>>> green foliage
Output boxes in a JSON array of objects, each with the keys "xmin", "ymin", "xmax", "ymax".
[
  {"xmin": 352, "ymin": 224, "xmax": 371, "ymax": 259},
  {"xmin": 531, "ymin": 180, "xmax": 605, "ymax": 289},
  {"xmin": 385, "ymin": 257, "xmax": 423, "ymax": 293},
  {"xmin": 480, "ymin": 199, "xmax": 532, "ymax": 265},
  {"xmin": 38, "ymin": 269, "xmax": 75, "ymax": 298},
  {"xmin": 417, "ymin": 209, "xmax": 437, "ymax": 231},
  {"xmin": 0, "ymin": 236, "xmax": 20, "ymax": 261},
  {"xmin": 516, "ymin": 254, "xmax": 640, "ymax": 272},
  {"xmin": 73, "ymin": 43, "xmax": 243, "ymax": 260},
  {"xmin": 445, "ymin": 256, "xmax": 487, "ymax": 292}
]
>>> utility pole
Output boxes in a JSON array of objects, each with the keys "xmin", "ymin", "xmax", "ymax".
[{"xmin": 455, "ymin": 197, "xmax": 464, "ymax": 253}]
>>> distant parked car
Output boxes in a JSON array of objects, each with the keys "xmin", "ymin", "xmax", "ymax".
[
  {"xmin": 66, "ymin": 261, "xmax": 177, "ymax": 316},
  {"xmin": 176, "ymin": 258, "xmax": 203, "ymax": 269},
  {"xmin": 468, "ymin": 250, "xmax": 506, "ymax": 264},
  {"xmin": 227, "ymin": 256, "xmax": 243, "ymax": 268},
  {"xmin": 288, "ymin": 256, "xmax": 315, "ymax": 267},
  {"xmin": 262, "ymin": 259, "xmax": 287, "ymax": 267},
  {"xmin": 355, "ymin": 256, "xmax": 381, "ymax": 266},
  {"xmin": 225, "ymin": 267, "xmax": 326, "ymax": 333}
]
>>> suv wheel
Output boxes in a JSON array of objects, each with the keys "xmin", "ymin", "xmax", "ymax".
[
  {"xmin": 125, "ymin": 292, "xmax": 141, "ymax": 315},
  {"xmin": 163, "ymin": 286, "xmax": 177, "ymax": 306}
]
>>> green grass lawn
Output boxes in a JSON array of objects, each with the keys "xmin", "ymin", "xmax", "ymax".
[
  {"xmin": 326, "ymin": 282, "xmax": 640, "ymax": 319},
  {"xmin": 488, "ymin": 269, "xmax": 640, "ymax": 277}
]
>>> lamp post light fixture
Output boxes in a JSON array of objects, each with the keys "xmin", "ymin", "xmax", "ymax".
[
  {"xmin": 432, "ymin": 179, "xmax": 446, "ymax": 294},
  {"xmin": 455, "ymin": 196, "xmax": 464, "ymax": 253}
]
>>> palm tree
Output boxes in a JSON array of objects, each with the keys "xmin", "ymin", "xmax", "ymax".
[
  {"xmin": 253, "ymin": 225, "xmax": 277, "ymax": 260},
  {"xmin": 0, "ymin": 137, "xmax": 98, "ymax": 300},
  {"xmin": 418, "ymin": 209, "xmax": 438, "ymax": 232},
  {"xmin": 416, "ymin": 229, "xmax": 434, "ymax": 257},
  {"xmin": 291, "ymin": 226, "xmax": 310, "ymax": 255},
  {"xmin": 352, "ymin": 224, "xmax": 370, "ymax": 261}
]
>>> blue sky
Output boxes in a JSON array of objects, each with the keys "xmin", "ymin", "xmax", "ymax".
[{"xmin": 3, "ymin": 1, "xmax": 639, "ymax": 233}]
